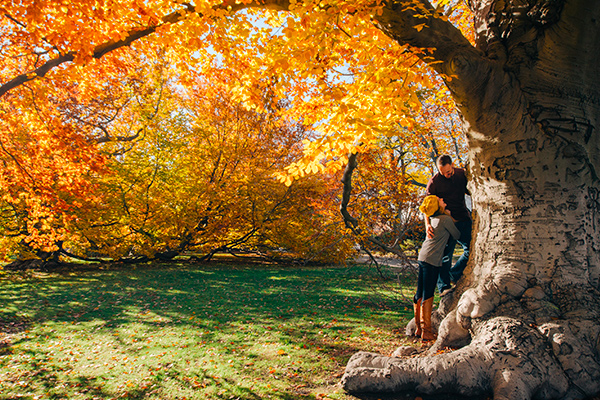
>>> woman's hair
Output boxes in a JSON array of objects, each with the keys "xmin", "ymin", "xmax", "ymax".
[
  {"xmin": 432, "ymin": 205, "xmax": 446, "ymax": 217},
  {"xmin": 419, "ymin": 195, "xmax": 446, "ymax": 217}
]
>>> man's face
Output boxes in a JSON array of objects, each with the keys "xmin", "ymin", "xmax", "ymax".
[{"xmin": 438, "ymin": 163, "xmax": 454, "ymax": 179}]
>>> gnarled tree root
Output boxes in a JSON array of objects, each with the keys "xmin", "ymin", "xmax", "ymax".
[{"xmin": 342, "ymin": 317, "xmax": 600, "ymax": 400}]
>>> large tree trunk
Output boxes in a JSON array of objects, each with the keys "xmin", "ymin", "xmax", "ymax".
[{"xmin": 342, "ymin": 1, "xmax": 600, "ymax": 399}]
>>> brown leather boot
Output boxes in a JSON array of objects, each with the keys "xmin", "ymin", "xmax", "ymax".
[
  {"xmin": 413, "ymin": 298, "xmax": 422, "ymax": 337},
  {"xmin": 420, "ymin": 297, "xmax": 436, "ymax": 341}
]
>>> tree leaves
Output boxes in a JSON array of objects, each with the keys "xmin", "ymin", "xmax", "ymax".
[{"xmin": 0, "ymin": 0, "xmax": 469, "ymax": 263}]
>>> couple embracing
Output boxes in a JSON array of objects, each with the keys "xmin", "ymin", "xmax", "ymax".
[{"xmin": 413, "ymin": 155, "xmax": 472, "ymax": 341}]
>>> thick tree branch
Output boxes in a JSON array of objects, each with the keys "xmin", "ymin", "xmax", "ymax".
[
  {"xmin": 374, "ymin": 0, "xmax": 492, "ymax": 107},
  {"xmin": 1, "ymin": 0, "xmax": 481, "ymax": 101},
  {"xmin": 0, "ymin": 1, "xmax": 268, "ymax": 98},
  {"xmin": 377, "ymin": 0, "xmax": 476, "ymax": 63}
]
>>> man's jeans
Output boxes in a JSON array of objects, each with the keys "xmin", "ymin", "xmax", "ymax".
[{"xmin": 437, "ymin": 219, "xmax": 472, "ymax": 293}]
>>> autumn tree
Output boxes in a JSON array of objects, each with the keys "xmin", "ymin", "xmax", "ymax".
[
  {"xmin": 0, "ymin": 46, "xmax": 354, "ymax": 265},
  {"xmin": 340, "ymin": 93, "xmax": 468, "ymax": 264},
  {"xmin": 81, "ymin": 75, "xmax": 355, "ymax": 264},
  {"xmin": 1, "ymin": 0, "xmax": 599, "ymax": 399}
]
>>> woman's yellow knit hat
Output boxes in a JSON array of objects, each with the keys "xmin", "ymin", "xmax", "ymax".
[{"xmin": 419, "ymin": 195, "xmax": 439, "ymax": 217}]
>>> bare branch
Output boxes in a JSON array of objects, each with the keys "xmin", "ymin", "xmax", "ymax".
[{"xmin": 340, "ymin": 152, "xmax": 408, "ymax": 258}]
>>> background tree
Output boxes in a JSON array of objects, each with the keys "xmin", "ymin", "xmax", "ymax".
[
  {"xmin": 82, "ymin": 75, "xmax": 355, "ymax": 264},
  {"xmin": 339, "ymin": 95, "xmax": 468, "ymax": 265},
  {"xmin": 1, "ymin": 50, "xmax": 356, "ymax": 265},
  {"xmin": 1, "ymin": 1, "xmax": 599, "ymax": 398}
]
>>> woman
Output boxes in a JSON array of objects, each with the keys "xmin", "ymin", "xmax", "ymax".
[{"xmin": 414, "ymin": 195, "xmax": 460, "ymax": 341}]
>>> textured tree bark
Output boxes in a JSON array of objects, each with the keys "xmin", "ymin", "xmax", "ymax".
[{"xmin": 342, "ymin": 1, "xmax": 600, "ymax": 399}]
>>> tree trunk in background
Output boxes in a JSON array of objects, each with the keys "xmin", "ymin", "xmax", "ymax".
[{"xmin": 342, "ymin": 1, "xmax": 600, "ymax": 398}]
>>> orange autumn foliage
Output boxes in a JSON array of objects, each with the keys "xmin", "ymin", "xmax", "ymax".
[
  {"xmin": 0, "ymin": 0, "xmax": 470, "ymax": 263},
  {"xmin": 1, "ymin": 51, "xmax": 356, "ymax": 263}
]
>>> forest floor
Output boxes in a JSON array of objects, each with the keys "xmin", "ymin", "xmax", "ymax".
[{"xmin": 0, "ymin": 261, "xmax": 451, "ymax": 400}]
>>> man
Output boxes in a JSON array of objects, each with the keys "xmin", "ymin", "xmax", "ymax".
[{"xmin": 425, "ymin": 155, "xmax": 472, "ymax": 296}]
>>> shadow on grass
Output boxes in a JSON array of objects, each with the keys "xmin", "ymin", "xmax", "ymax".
[
  {"xmin": 1, "ymin": 262, "xmax": 408, "ymax": 332},
  {"xmin": 0, "ymin": 262, "xmax": 414, "ymax": 399}
]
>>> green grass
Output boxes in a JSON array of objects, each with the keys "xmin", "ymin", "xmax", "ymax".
[{"xmin": 0, "ymin": 263, "xmax": 416, "ymax": 400}]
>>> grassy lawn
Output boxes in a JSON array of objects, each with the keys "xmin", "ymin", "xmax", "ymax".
[{"xmin": 0, "ymin": 262, "xmax": 417, "ymax": 400}]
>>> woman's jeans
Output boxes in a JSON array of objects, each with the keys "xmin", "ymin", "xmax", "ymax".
[{"xmin": 416, "ymin": 261, "xmax": 439, "ymax": 302}]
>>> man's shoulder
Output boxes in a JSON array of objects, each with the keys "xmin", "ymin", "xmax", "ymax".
[
  {"xmin": 453, "ymin": 167, "xmax": 468, "ymax": 182},
  {"xmin": 428, "ymin": 172, "xmax": 443, "ymax": 184},
  {"xmin": 450, "ymin": 167, "xmax": 465, "ymax": 176},
  {"xmin": 425, "ymin": 173, "xmax": 439, "ymax": 195}
]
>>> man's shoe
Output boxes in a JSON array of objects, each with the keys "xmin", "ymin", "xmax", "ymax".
[{"xmin": 440, "ymin": 286, "xmax": 454, "ymax": 297}]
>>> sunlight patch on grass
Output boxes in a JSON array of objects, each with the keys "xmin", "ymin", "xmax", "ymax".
[{"xmin": 0, "ymin": 263, "xmax": 415, "ymax": 399}]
